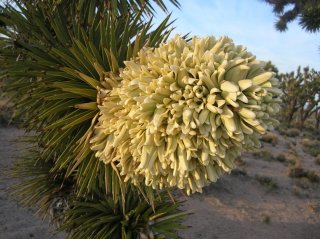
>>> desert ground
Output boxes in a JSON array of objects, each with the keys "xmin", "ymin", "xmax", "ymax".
[
  {"xmin": 0, "ymin": 125, "xmax": 320, "ymax": 239},
  {"xmin": 0, "ymin": 127, "xmax": 65, "ymax": 239}
]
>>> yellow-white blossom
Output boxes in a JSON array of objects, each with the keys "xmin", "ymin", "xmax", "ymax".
[{"xmin": 90, "ymin": 35, "xmax": 281, "ymax": 194}]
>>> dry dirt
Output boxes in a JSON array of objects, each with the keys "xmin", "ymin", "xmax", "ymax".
[
  {"xmin": 0, "ymin": 126, "xmax": 320, "ymax": 239},
  {"xmin": 178, "ymin": 131, "xmax": 320, "ymax": 239},
  {"xmin": 0, "ymin": 127, "xmax": 65, "ymax": 239}
]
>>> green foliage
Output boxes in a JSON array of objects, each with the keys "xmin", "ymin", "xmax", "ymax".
[
  {"xmin": 0, "ymin": 0, "xmax": 180, "ymax": 16},
  {"xmin": 61, "ymin": 191, "xmax": 188, "ymax": 239},
  {"xmin": 0, "ymin": 5, "xmax": 6, "ymax": 27}
]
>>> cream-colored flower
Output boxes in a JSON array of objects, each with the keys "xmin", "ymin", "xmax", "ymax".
[{"xmin": 90, "ymin": 35, "xmax": 281, "ymax": 194}]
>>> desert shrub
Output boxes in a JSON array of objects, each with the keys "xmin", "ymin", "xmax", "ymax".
[
  {"xmin": 284, "ymin": 142, "xmax": 291, "ymax": 149},
  {"xmin": 275, "ymin": 124, "xmax": 288, "ymax": 135},
  {"xmin": 292, "ymin": 185, "xmax": 310, "ymax": 197},
  {"xmin": 305, "ymin": 147, "xmax": 320, "ymax": 157},
  {"xmin": 255, "ymin": 175, "xmax": 278, "ymax": 190},
  {"xmin": 231, "ymin": 168, "xmax": 247, "ymax": 177},
  {"xmin": 275, "ymin": 153, "xmax": 287, "ymax": 162},
  {"xmin": 288, "ymin": 165, "xmax": 319, "ymax": 183},
  {"xmin": 262, "ymin": 215, "xmax": 271, "ymax": 224},
  {"xmin": 302, "ymin": 131, "xmax": 313, "ymax": 139},
  {"xmin": 303, "ymin": 140, "xmax": 320, "ymax": 157},
  {"xmin": 285, "ymin": 150, "xmax": 300, "ymax": 165},
  {"xmin": 288, "ymin": 166, "xmax": 307, "ymax": 178},
  {"xmin": 261, "ymin": 132, "xmax": 278, "ymax": 146},
  {"xmin": 294, "ymin": 178, "xmax": 311, "ymax": 189},
  {"xmin": 302, "ymin": 128, "xmax": 320, "ymax": 141},
  {"xmin": 302, "ymin": 138, "xmax": 315, "ymax": 147},
  {"xmin": 252, "ymin": 150, "xmax": 274, "ymax": 161},
  {"xmin": 286, "ymin": 128, "xmax": 300, "ymax": 137},
  {"xmin": 306, "ymin": 171, "xmax": 320, "ymax": 183}
]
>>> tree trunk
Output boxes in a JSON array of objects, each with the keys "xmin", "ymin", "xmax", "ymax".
[
  {"xmin": 298, "ymin": 107, "xmax": 304, "ymax": 129},
  {"xmin": 316, "ymin": 110, "xmax": 320, "ymax": 129}
]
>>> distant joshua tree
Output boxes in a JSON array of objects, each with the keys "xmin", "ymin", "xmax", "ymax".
[{"xmin": 279, "ymin": 67, "xmax": 320, "ymax": 129}]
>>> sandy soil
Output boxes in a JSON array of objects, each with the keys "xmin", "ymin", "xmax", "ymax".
[
  {"xmin": 0, "ymin": 126, "xmax": 319, "ymax": 239},
  {"xmin": 178, "ymin": 131, "xmax": 320, "ymax": 239}
]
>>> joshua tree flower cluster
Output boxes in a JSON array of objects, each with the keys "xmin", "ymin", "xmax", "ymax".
[{"xmin": 91, "ymin": 35, "xmax": 281, "ymax": 194}]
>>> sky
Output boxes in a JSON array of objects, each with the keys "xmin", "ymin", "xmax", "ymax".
[{"xmin": 153, "ymin": 0, "xmax": 320, "ymax": 73}]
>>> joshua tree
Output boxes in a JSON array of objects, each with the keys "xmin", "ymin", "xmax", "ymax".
[
  {"xmin": 0, "ymin": 0, "xmax": 281, "ymax": 238},
  {"xmin": 279, "ymin": 70, "xmax": 300, "ymax": 124},
  {"xmin": 262, "ymin": 0, "xmax": 320, "ymax": 32},
  {"xmin": 297, "ymin": 69, "xmax": 320, "ymax": 128},
  {"xmin": 279, "ymin": 67, "xmax": 320, "ymax": 128}
]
